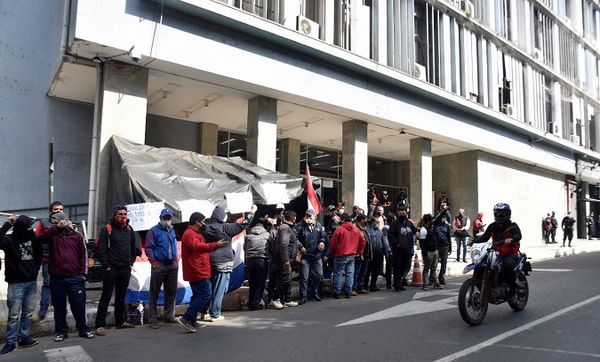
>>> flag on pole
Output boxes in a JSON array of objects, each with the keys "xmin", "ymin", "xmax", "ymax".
[{"xmin": 305, "ymin": 165, "xmax": 322, "ymax": 214}]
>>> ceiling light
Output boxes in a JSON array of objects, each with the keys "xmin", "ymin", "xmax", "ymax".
[{"xmin": 230, "ymin": 148, "xmax": 244, "ymax": 154}]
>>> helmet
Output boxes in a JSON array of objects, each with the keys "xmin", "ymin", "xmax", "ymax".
[{"xmin": 493, "ymin": 203, "xmax": 511, "ymax": 222}]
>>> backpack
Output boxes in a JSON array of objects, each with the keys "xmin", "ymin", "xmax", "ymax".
[{"xmin": 95, "ymin": 224, "xmax": 133, "ymax": 250}]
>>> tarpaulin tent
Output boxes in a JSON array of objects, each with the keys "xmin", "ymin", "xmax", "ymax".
[{"xmin": 103, "ymin": 136, "xmax": 304, "ymax": 304}]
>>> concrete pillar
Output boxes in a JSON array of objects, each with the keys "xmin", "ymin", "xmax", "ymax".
[
  {"xmin": 409, "ymin": 138, "xmax": 432, "ymax": 219},
  {"xmin": 198, "ymin": 122, "xmax": 218, "ymax": 156},
  {"xmin": 577, "ymin": 182, "xmax": 590, "ymax": 239},
  {"xmin": 246, "ymin": 96, "xmax": 277, "ymax": 170},
  {"xmin": 88, "ymin": 61, "xmax": 148, "ymax": 237},
  {"xmin": 278, "ymin": 138, "xmax": 301, "ymax": 177},
  {"xmin": 342, "ymin": 120, "xmax": 368, "ymax": 211}
]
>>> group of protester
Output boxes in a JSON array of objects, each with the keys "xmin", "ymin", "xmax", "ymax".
[
  {"xmin": 0, "ymin": 198, "xmax": 490, "ymax": 349},
  {"xmin": 542, "ymin": 211, "xmax": 577, "ymax": 247}
]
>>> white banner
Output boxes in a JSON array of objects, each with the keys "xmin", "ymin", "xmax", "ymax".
[
  {"xmin": 125, "ymin": 202, "xmax": 165, "ymax": 231},
  {"xmin": 225, "ymin": 192, "xmax": 253, "ymax": 214},
  {"xmin": 261, "ymin": 183, "xmax": 290, "ymax": 204},
  {"xmin": 177, "ymin": 199, "xmax": 216, "ymax": 222}
]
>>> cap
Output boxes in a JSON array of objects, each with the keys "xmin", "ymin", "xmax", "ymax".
[
  {"xmin": 305, "ymin": 209, "xmax": 316, "ymax": 216},
  {"xmin": 327, "ymin": 205, "xmax": 336, "ymax": 212},
  {"xmin": 276, "ymin": 203, "xmax": 285, "ymax": 210},
  {"xmin": 51, "ymin": 212, "xmax": 67, "ymax": 222},
  {"xmin": 160, "ymin": 208, "xmax": 174, "ymax": 218}
]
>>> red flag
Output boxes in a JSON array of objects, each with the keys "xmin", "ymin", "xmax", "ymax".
[{"xmin": 305, "ymin": 165, "xmax": 323, "ymax": 214}]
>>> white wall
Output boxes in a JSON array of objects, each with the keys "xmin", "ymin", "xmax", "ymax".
[{"xmin": 478, "ymin": 153, "xmax": 570, "ymax": 247}]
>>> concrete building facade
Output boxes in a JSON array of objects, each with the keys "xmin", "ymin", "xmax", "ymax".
[{"xmin": 1, "ymin": 0, "xmax": 600, "ymax": 244}]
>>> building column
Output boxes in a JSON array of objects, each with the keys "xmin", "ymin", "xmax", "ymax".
[
  {"xmin": 198, "ymin": 122, "xmax": 218, "ymax": 155},
  {"xmin": 278, "ymin": 138, "xmax": 300, "ymax": 177},
  {"xmin": 342, "ymin": 120, "xmax": 368, "ymax": 210},
  {"xmin": 88, "ymin": 61, "xmax": 149, "ymax": 237},
  {"xmin": 552, "ymin": 82, "xmax": 563, "ymax": 137},
  {"xmin": 409, "ymin": 138, "xmax": 432, "ymax": 219},
  {"xmin": 247, "ymin": 96, "xmax": 277, "ymax": 170}
]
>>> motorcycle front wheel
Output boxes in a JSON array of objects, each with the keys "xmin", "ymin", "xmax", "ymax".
[
  {"xmin": 458, "ymin": 278, "xmax": 488, "ymax": 325},
  {"xmin": 508, "ymin": 273, "xmax": 529, "ymax": 311}
]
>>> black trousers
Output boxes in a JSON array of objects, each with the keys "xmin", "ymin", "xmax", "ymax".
[
  {"xmin": 502, "ymin": 255, "xmax": 518, "ymax": 292},
  {"xmin": 246, "ymin": 258, "xmax": 268, "ymax": 309},
  {"xmin": 391, "ymin": 248, "xmax": 412, "ymax": 290},
  {"xmin": 437, "ymin": 246, "xmax": 449, "ymax": 283},
  {"xmin": 563, "ymin": 229, "xmax": 574, "ymax": 245},
  {"xmin": 368, "ymin": 254, "xmax": 384, "ymax": 289},
  {"xmin": 95, "ymin": 266, "xmax": 132, "ymax": 328},
  {"xmin": 51, "ymin": 276, "xmax": 89, "ymax": 335},
  {"xmin": 267, "ymin": 263, "xmax": 291, "ymax": 303}
]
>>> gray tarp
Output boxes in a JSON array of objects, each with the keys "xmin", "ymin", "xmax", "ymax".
[{"xmin": 106, "ymin": 136, "xmax": 303, "ymax": 223}]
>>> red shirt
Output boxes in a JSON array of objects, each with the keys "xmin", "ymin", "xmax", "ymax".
[{"xmin": 181, "ymin": 226, "xmax": 221, "ymax": 282}]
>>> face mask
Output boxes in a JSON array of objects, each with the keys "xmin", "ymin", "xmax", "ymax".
[
  {"xmin": 374, "ymin": 212, "xmax": 382, "ymax": 217},
  {"xmin": 398, "ymin": 215, "xmax": 407, "ymax": 221},
  {"xmin": 338, "ymin": 209, "xmax": 345, "ymax": 215},
  {"xmin": 116, "ymin": 215, "xmax": 127, "ymax": 225},
  {"xmin": 305, "ymin": 217, "xmax": 315, "ymax": 225},
  {"xmin": 161, "ymin": 220, "xmax": 172, "ymax": 228}
]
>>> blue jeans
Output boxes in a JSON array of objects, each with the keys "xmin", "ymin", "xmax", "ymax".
[
  {"xmin": 353, "ymin": 258, "xmax": 368, "ymax": 291},
  {"xmin": 39, "ymin": 262, "xmax": 51, "ymax": 316},
  {"xmin": 183, "ymin": 279, "xmax": 212, "ymax": 322},
  {"xmin": 299, "ymin": 258, "xmax": 323, "ymax": 300},
  {"xmin": 333, "ymin": 255, "xmax": 355, "ymax": 296},
  {"xmin": 50, "ymin": 276, "xmax": 89, "ymax": 335},
  {"xmin": 455, "ymin": 235, "xmax": 469, "ymax": 261},
  {"xmin": 210, "ymin": 271, "xmax": 230, "ymax": 318},
  {"xmin": 6, "ymin": 281, "xmax": 37, "ymax": 345}
]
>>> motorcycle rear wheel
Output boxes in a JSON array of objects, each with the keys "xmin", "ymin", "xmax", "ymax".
[
  {"xmin": 508, "ymin": 273, "xmax": 529, "ymax": 311},
  {"xmin": 458, "ymin": 278, "xmax": 488, "ymax": 325}
]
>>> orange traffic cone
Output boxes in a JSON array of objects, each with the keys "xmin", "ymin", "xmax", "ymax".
[{"xmin": 411, "ymin": 253, "xmax": 423, "ymax": 287}]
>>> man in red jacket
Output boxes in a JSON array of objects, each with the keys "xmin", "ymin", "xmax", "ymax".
[
  {"xmin": 330, "ymin": 214, "xmax": 366, "ymax": 299},
  {"xmin": 177, "ymin": 212, "xmax": 228, "ymax": 333}
]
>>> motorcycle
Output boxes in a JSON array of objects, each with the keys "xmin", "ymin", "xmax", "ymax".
[{"xmin": 458, "ymin": 241, "xmax": 532, "ymax": 325}]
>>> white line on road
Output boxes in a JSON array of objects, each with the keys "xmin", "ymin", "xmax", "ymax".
[
  {"xmin": 44, "ymin": 345, "xmax": 93, "ymax": 362},
  {"xmin": 495, "ymin": 343, "xmax": 600, "ymax": 358},
  {"xmin": 533, "ymin": 268, "xmax": 574, "ymax": 272},
  {"xmin": 434, "ymin": 294, "xmax": 600, "ymax": 362}
]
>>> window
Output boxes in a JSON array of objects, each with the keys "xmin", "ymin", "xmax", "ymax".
[
  {"xmin": 414, "ymin": 0, "xmax": 443, "ymax": 86},
  {"xmin": 545, "ymin": 79, "xmax": 553, "ymax": 133},
  {"xmin": 217, "ymin": 130, "xmax": 247, "ymax": 159}
]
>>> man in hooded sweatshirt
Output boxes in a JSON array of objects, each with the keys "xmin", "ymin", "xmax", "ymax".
[
  {"xmin": 202, "ymin": 206, "xmax": 254, "ymax": 321},
  {"xmin": 95, "ymin": 206, "xmax": 141, "ymax": 336},
  {"xmin": 0, "ymin": 215, "xmax": 43, "ymax": 354}
]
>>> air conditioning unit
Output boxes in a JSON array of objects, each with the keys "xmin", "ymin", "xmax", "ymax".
[
  {"xmin": 296, "ymin": 15, "xmax": 320, "ymax": 39},
  {"xmin": 570, "ymin": 135, "xmax": 580, "ymax": 144},
  {"xmin": 464, "ymin": 0, "xmax": 475, "ymax": 17},
  {"xmin": 414, "ymin": 63, "xmax": 427, "ymax": 81},
  {"xmin": 533, "ymin": 48, "xmax": 542, "ymax": 60},
  {"xmin": 502, "ymin": 104, "xmax": 514, "ymax": 116}
]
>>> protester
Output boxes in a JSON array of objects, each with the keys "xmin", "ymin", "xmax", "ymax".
[
  {"xmin": 33, "ymin": 201, "xmax": 64, "ymax": 321},
  {"xmin": 373, "ymin": 206, "xmax": 386, "ymax": 231},
  {"xmin": 550, "ymin": 211, "xmax": 558, "ymax": 244},
  {"xmin": 95, "ymin": 206, "xmax": 140, "ymax": 336},
  {"xmin": 353, "ymin": 214, "xmax": 371, "ymax": 295},
  {"xmin": 366, "ymin": 216, "xmax": 389, "ymax": 291},
  {"xmin": 202, "ymin": 205, "xmax": 254, "ymax": 321},
  {"xmin": 585, "ymin": 212, "xmax": 594, "ymax": 240},
  {"xmin": 244, "ymin": 216, "xmax": 272, "ymax": 310},
  {"xmin": 387, "ymin": 206, "xmax": 416, "ymax": 291},
  {"xmin": 383, "ymin": 214, "xmax": 394, "ymax": 289},
  {"xmin": 418, "ymin": 214, "xmax": 440, "ymax": 290},
  {"xmin": 472, "ymin": 212, "xmax": 485, "ymax": 237},
  {"xmin": 561, "ymin": 211, "xmax": 576, "ymax": 248},
  {"xmin": 178, "ymin": 212, "xmax": 229, "ymax": 333},
  {"xmin": 295, "ymin": 209, "xmax": 327, "ymax": 304},
  {"xmin": 432, "ymin": 214, "xmax": 451, "ymax": 286},
  {"xmin": 145, "ymin": 208, "xmax": 179, "ymax": 329},
  {"xmin": 453, "ymin": 208, "xmax": 470, "ymax": 262},
  {"xmin": 329, "ymin": 213, "xmax": 366, "ymax": 299},
  {"xmin": 543, "ymin": 213, "xmax": 553, "ymax": 244},
  {"xmin": 42, "ymin": 212, "xmax": 94, "ymax": 341},
  {"xmin": 0, "ymin": 215, "xmax": 42, "ymax": 354},
  {"xmin": 268, "ymin": 210, "xmax": 300, "ymax": 308}
]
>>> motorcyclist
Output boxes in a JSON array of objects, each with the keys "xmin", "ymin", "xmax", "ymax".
[{"xmin": 473, "ymin": 203, "xmax": 522, "ymax": 299}]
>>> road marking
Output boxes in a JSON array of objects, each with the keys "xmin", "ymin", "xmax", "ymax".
[
  {"xmin": 413, "ymin": 289, "xmax": 460, "ymax": 300},
  {"xmin": 434, "ymin": 294, "xmax": 600, "ymax": 362},
  {"xmin": 495, "ymin": 343, "xmax": 600, "ymax": 358},
  {"xmin": 533, "ymin": 268, "xmax": 573, "ymax": 272},
  {"xmin": 44, "ymin": 345, "xmax": 93, "ymax": 362}
]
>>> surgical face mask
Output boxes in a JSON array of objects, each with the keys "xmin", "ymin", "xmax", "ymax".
[
  {"xmin": 305, "ymin": 217, "xmax": 315, "ymax": 225},
  {"xmin": 161, "ymin": 219, "xmax": 172, "ymax": 228},
  {"xmin": 338, "ymin": 208, "xmax": 345, "ymax": 214}
]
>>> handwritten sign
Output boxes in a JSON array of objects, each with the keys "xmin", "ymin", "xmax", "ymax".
[
  {"xmin": 225, "ymin": 192, "xmax": 253, "ymax": 214},
  {"xmin": 177, "ymin": 199, "xmax": 216, "ymax": 222},
  {"xmin": 261, "ymin": 183, "xmax": 290, "ymax": 204},
  {"xmin": 125, "ymin": 202, "xmax": 165, "ymax": 231}
]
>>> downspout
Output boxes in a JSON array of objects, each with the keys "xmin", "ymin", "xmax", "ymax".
[
  {"xmin": 87, "ymin": 65, "xmax": 103, "ymax": 240},
  {"xmin": 60, "ymin": 0, "xmax": 72, "ymax": 55}
]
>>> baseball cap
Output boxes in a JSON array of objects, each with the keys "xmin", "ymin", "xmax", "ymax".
[
  {"xmin": 160, "ymin": 208, "xmax": 174, "ymax": 218},
  {"xmin": 305, "ymin": 209, "xmax": 316, "ymax": 216},
  {"xmin": 327, "ymin": 205, "xmax": 336, "ymax": 212},
  {"xmin": 276, "ymin": 203, "xmax": 285, "ymax": 210}
]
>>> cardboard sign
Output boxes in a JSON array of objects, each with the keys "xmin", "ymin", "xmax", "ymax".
[
  {"xmin": 261, "ymin": 183, "xmax": 290, "ymax": 204},
  {"xmin": 225, "ymin": 192, "xmax": 253, "ymax": 214},
  {"xmin": 177, "ymin": 199, "xmax": 216, "ymax": 222},
  {"xmin": 125, "ymin": 202, "xmax": 165, "ymax": 231}
]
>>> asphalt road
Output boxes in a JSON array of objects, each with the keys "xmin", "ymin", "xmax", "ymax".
[{"xmin": 5, "ymin": 253, "xmax": 600, "ymax": 362}]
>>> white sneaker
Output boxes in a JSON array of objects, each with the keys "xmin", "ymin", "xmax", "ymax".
[
  {"xmin": 270, "ymin": 299, "xmax": 284, "ymax": 310},
  {"xmin": 210, "ymin": 315, "xmax": 225, "ymax": 322},
  {"xmin": 284, "ymin": 301, "xmax": 298, "ymax": 307}
]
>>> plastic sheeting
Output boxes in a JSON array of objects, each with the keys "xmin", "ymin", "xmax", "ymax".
[{"xmin": 106, "ymin": 136, "xmax": 303, "ymax": 226}]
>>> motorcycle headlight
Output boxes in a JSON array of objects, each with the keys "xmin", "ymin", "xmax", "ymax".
[{"xmin": 471, "ymin": 249, "xmax": 481, "ymax": 264}]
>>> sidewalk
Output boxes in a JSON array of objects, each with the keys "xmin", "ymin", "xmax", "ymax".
[{"xmin": 2, "ymin": 238, "xmax": 599, "ymax": 341}]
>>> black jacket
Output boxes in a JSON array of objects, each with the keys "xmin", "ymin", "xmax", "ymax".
[
  {"xmin": 295, "ymin": 221, "xmax": 328, "ymax": 260},
  {"xmin": 432, "ymin": 222, "xmax": 452, "ymax": 249},
  {"xmin": 0, "ymin": 222, "xmax": 42, "ymax": 283},
  {"xmin": 388, "ymin": 218, "xmax": 417, "ymax": 251},
  {"xmin": 269, "ymin": 223, "xmax": 298, "ymax": 264},
  {"xmin": 97, "ymin": 219, "xmax": 139, "ymax": 269}
]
